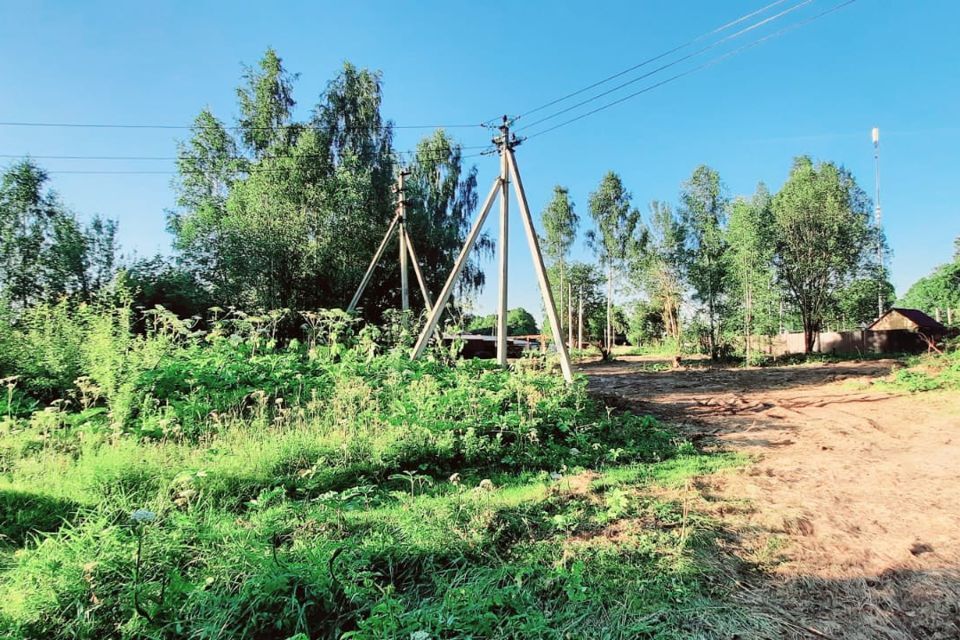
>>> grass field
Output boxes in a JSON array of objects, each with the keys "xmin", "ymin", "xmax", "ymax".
[{"xmin": 0, "ymin": 303, "xmax": 756, "ymax": 639}]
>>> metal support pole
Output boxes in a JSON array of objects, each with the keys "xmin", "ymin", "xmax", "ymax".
[
  {"xmin": 411, "ymin": 177, "xmax": 502, "ymax": 359},
  {"xmin": 398, "ymin": 172, "xmax": 410, "ymax": 312},
  {"xmin": 496, "ymin": 117, "xmax": 510, "ymax": 367},
  {"xmin": 506, "ymin": 148, "xmax": 573, "ymax": 383},
  {"xmin": 348, "ymin": 213, "xmax": 400, "ymax": 312}
]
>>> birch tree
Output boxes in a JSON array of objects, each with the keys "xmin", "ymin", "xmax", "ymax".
[
  {"xmin": 540, "ymin": 185, "xmax": 579, "ymax": 345},
  {"xmin": 587, "ymin": 172, "xmax": 641, "ymax": 356}
]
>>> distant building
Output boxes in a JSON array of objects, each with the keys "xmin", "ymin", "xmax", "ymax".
[{"xmin": 867, "ymin": 308, "xmax": 947, "ymax": 335}]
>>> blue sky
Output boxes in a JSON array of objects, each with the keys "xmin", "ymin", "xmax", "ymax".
[{"xmin": 1, "ymin": 1, "xmax": 957, "ymax": 320}]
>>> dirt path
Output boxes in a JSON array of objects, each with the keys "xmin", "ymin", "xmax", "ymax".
[{"xmin": 583, "ymin": 356, "xmax": 960, "ymax": 639}]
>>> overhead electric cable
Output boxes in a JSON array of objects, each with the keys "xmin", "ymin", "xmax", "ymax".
[
  {"xmin": 514, "ymin": 0, "xmax": 795, "ymax": 121},
  {"xmin": 516, "ymin": 0, "xmax": 814, "ymax": 132},
  {"xmin": 0, "ymin": 145, "xmax": 492, "ymax": 162},
  {"xmin": 41, "ymin": 148, "xmax": 493, "ymax": 175},
  {"xmin": 0, "ymin": 121, "xmax": 483, "ymax": 132},
  {"xmin": 523, "ymin": 0, "xmax": 857, "ymax": 142}
]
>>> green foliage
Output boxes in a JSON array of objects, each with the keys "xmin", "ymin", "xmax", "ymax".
[
  {"xmin": 0, "ymin": 300, "xmax": 752, "ymax": 638},
  {"xmin": 406, "ymin": 129, "xmax": 490, "ymax": 302},
  {"xmin": 626, "ymin": 299, "xmax": 666, "ymax": 347},
  {"xmin": 832, "ymin": 276, "xmax": 894, "ymax": 328},
  {"xmin": 540, "ymin": 185, "xmax": 580, "ymax": 342},
  {"xmin": 169, "ymin": 51, "xmax": 480, "ymax": 318},
  {"xmin": 586, "ymin": 172, "xmax": 641, "ymax": 268},
  {"xmin": 632, "ymin": 201, "xmax": 686, "ymax": 351},
  {"xmin": 540, "ymin": 185, "xmax": 579, "ymax": 266},
  {"xmin": 587, "ymin": 172, "xmax": 643, "ymax": 354},
  {"xmin": 679, "ymin": 165, "xmax": 729, "ymax": 359},
  {"xmin": 899, "ymin": 260, "xmax": 960, "ymax": 319},
  {"xmin": 771, "ymin": 156, "xmax": 874, "ymax": 353},
  {"xmin": 467, "ymin": 307, "xmax": 538, "ymax": 336},
  {"xmin": 0, "ymin": 160, "xmax": 118, "ymax": 307},
  {"xmin": 725, "ymin": 184, "xmax": 779, "ymax": 360},
  {"xmin": 886, "ymin": 346, "xmax": 960, "ymax": 392}
]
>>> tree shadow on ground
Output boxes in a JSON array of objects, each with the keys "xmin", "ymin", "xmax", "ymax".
[
  {"xmin": 727, "ymin": 560, "xmax": 960, "ymax": 639},
  {"xmin": 0, "ymin": 489, "xmax": 81, "ymax": 548}
]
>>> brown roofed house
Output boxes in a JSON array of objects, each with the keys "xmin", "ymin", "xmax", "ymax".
[{"xmin": 867, "ymin": 308, "xmax": 947, "ymax": 335}]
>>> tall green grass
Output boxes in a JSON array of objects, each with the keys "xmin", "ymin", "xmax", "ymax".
[{"xmin": 0, "ymin": 301, "xmax": 756, "ymax": 638}]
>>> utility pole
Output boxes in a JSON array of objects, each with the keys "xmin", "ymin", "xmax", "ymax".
[
  {"xmin": 410, "ymin": 116, "xmax": 574, "ymax": 382},
  {"xmin": 397, "ymin": 170, "xmax": 410, "ymax": 312},
  {"xmin": 872, "ymin": 127, "xmax": 884, "ymax": 319},
  {"xmin": 496, "ymin": 117, "xmax": 510, "ymax": 367},
  {"xmin": 577, "ymin": 286, "xmax": 584, "ymax": 358},
  {"xmin": 349, "ymin": 167, "xmax": 433, "ymax": 316}
]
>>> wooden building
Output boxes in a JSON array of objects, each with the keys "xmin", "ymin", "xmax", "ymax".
[{"xmin": 867, "ymin": 308, "xmax": 947, "ymax": 335}]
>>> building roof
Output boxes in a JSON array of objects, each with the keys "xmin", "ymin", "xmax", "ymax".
[{"xmin": 868, "ymin": 307, "xmax": 947, "ymax": 332}]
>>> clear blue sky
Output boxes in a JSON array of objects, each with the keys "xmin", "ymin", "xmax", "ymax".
[{"xmin": 2, "ymin": 1, "xmax": 957, "ymax": 320}]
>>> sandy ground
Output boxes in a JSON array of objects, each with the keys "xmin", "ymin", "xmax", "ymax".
[{"xmin": 583, "ymin": 356, "xmax": 960, "ymax": 639}]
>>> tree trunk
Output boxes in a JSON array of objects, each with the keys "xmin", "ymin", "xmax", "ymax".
[
  {"xmin": 606, "ymin": 263, "xmax": 613, "ymax": 358},
  {"xmin": 744, "ymin": 282, "xmax": 752, "ymax": 366}
]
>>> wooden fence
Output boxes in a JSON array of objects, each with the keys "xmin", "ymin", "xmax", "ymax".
[{"xmin": 749, "ymin": 329, "xmax": 935, "ymax": 356}]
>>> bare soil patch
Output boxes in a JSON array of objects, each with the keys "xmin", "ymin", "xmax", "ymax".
[{"xmin": 583, "ymin": 356, "xmax": 960, "ymax": 639}]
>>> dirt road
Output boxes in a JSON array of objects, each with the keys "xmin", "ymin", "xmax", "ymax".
[{"xmin": 584, "ymin": 357, "xmax": 960, "ymax": 639}]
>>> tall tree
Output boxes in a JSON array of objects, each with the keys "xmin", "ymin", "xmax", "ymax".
[
  {"xmin": 899, "ymin": 261, "xmax": 960, "ymax": 317},
  {"xmin": 169, "ymin": 51, "xmax": 486, "ymax": 317},
  {"xmin": 0, "ymin": 160, "xmax": 117, "ymax": 306},
  {"xmin": 678, "ymin": 165, "xmax": 728, "ymax": 360},
  {"xmin": 237, "ymin": 47, "xmax": 297, "ymax": 157},
  {"xmin": 406, "ymin": 129, "xmax": 487, "ymax": 308},
  {"xmin": 540, "ymin": 186, "xmax": 579, "ymax": 346},
  {"xmin": 45, "ymin": 213, "xmax": 118, "ymax": 300},
  {"xmin": 771, "ymin": 156, "xmax": 873, "ymax": 352},
  {"xmin": 725, "ymin": 183, "xmax": 776, "ymax": 363},
  {"xmin": 169, "ymin": 109, "xmax": 243, "ymax": 300},
  {"xmin": 0, "ymin": 160, "xmax": 57, "ymax": 307},
  {"xmin": 587, "ymin": 172, "xmax": 642, "ymax": 355},
  {"xmin": 632, "ymin": 200, "xmax": 686, "ymax": 353},
  {"xmin": 833, "ymin": 277, "xmax": 895, "ymax": 328},
  {"xmin": 170, "ymin": 52, "xmax": 407, "ymax": 313}
]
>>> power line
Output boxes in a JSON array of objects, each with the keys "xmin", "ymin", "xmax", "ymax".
[
  {"xmin": 40, "ymin": 148, "xmax": 493, "ymax": 175},
  {"xmin": 523, "ymin": 0, "xmax": 857, "ymax": 142},
  {"xmin": 0, "ymin": 146, "xmax": 492, "ymax": 162},
  {"xmin": 514, "ymin": 0, "xmax": 794, "ymax": 121},
  {"xmin": 516, "ymin": 0, "xmax": 814, "ymax": 132},
  {"xmin": 0, "ymin": 120, "xmax": 482, "ymax": 132}
]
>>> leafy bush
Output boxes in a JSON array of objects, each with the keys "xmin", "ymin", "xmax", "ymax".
[
  {"xmin": 0, "ymin": 302, "xmax": 749, "ymax": 638},
  {"xmin": 887, "ymin": 345, "xmax": 960, "ymax": 392}
]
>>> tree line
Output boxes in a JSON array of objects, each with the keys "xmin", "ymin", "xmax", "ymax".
[
  {"xmin": 538, "ymin": 158, "xmax": 894, "ymax": 357},
  {"xmin": 1, "ymin": 48, "xmax": 487, "ymax": 325},
  {"xmin": 5, "ymin": 47, "xmax": 955, "ymax": 360}
]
